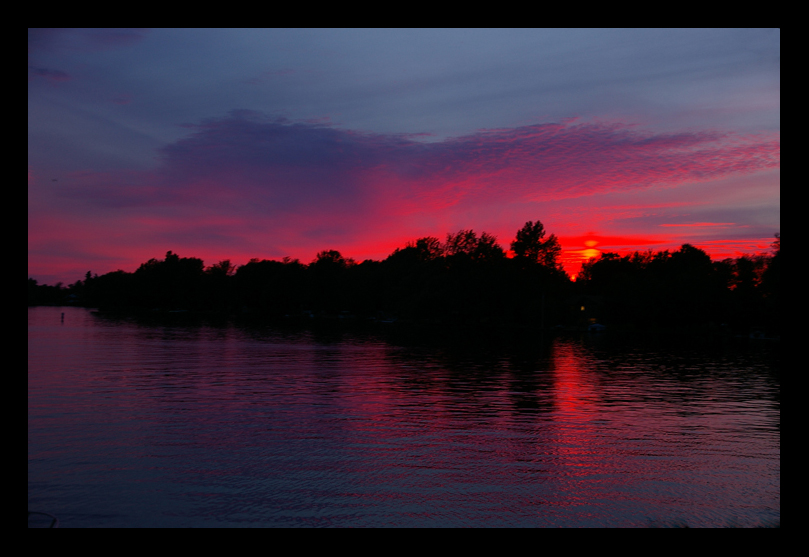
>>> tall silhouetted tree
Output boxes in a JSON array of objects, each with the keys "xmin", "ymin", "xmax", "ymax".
[{"xmin": 511, "ymin": 220, "xmax": 561, "ymax": 269}]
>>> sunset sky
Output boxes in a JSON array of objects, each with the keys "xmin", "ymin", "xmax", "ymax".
[{"xmin": 28, "ymin": 29, "xmax": 780, "ymax": 284}]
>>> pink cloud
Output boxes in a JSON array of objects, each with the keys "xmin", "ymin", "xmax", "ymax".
[
  {"xmin": 29, "ymin": 112, "xmax": 780, "ymax": 283},
  {"xmin": 144, "ymin": 113, "xmax": 780, "ymax": 222}
]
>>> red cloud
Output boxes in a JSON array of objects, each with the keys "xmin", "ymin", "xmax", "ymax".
[{"xmin": 30, "ymin": 113, "xmax": 780, "ymax": 283}]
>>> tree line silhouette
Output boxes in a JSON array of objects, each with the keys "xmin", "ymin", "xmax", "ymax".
[
  {"xmin": 576, "ymin": 234, "xmax": 779, "ymax": 334},
  {"xmin": 28, "ymin": 222, "xmax": 779, "ymax": 334}
]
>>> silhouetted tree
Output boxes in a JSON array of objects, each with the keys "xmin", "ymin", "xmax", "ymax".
[
  {"xmin": 308, "ymin": 250, "xmax": 355, "ymax": 313},
  {"xmin": 511, "ymin": 220, "xmax": 561, "ymax": 269},
  {"xmin": 206, "ymin": 259, "xmax": 235, "ymax": 277},
  {"xmin": 471, "ymin": 232, "xmax": 505, "ymax": 262},
  {"xmin": 27, "ymin": 278, "xmax": 67, "ymax": 305},
  {"xmin": 444, "ymin": 230, "xmax": 505, "ymax": 262},
  {"xmin": 133, "ymin": 251, "xmax": 204, "ymax": 309},
  {"xmin": 408, "ymin": 236, "xmax": 444, "ymax": 260},
  {"xmin": 760, "ymin": 233, "xmax": 780, "ymax": 300},
  {"xmin": 40, "ymin": 221, "xmax": 781, "ymax": 334},
  {"xmin": 313, "ymin": 250, "xmax": 350, "ymax": 269},
  {"xmin": 759, "ymin": 233, "xmax": 780, "ymax": 332},
  {"xmin": 444, "ymin": 230, "xmax": 478, "ymax": 257}
]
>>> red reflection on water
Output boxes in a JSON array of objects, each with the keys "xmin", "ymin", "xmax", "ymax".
[{"xmin": 547, "ymin": 339, "xmax": 611, "ymax": 491}]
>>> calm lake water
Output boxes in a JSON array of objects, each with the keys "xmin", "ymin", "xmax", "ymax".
[{"xmin": 28, "ymin": 306, "xmax": 780, "ymax": 527}]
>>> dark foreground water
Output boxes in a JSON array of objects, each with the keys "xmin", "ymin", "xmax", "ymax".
[{"xmin": 28, "ymin": 307, "xmax": 780, "ymax": 527}]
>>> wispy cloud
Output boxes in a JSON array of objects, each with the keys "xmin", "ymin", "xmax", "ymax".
[
  {"xmin": 51, "ymin": 111, "xmax": 779, "ymax": 227},
  {"xmin": 31, "ymin": 112, "xmax": 779, "ymax": 281},
  {"xmin": 152, "ymin": 112, "xmax": 780, "ymax": 211}
]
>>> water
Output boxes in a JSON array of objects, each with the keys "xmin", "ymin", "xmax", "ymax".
[{"xmin": 28, "ymin": 307, "xmax": 780, "ymax": 527}]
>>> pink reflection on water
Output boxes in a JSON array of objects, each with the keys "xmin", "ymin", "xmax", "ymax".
[{"xmin": 28, "ymin": 308, "xmax": 779, "ymax": 527}]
